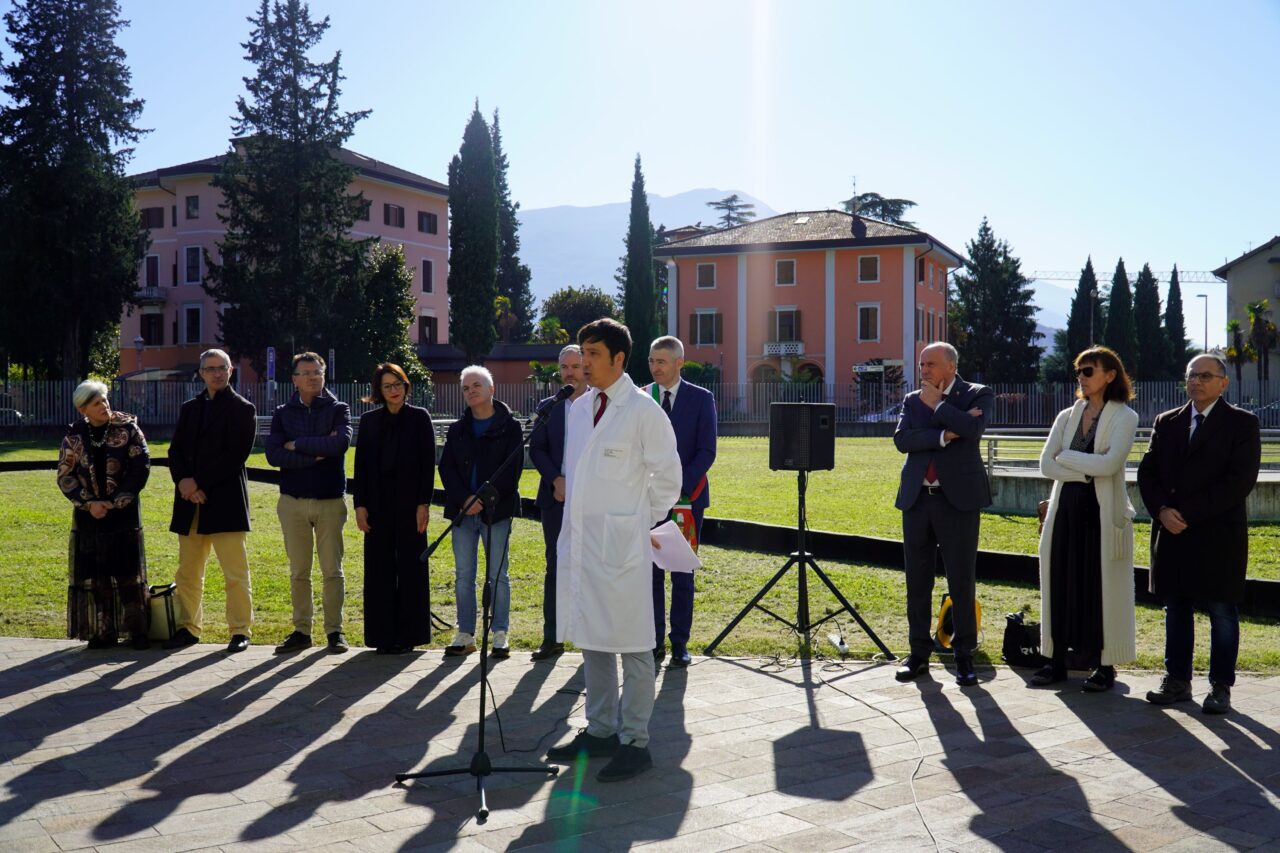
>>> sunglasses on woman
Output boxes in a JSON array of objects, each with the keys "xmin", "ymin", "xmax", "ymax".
[{"xmin": 1074, "ymin": 365, "xmax": 1102, "ymax": 378}]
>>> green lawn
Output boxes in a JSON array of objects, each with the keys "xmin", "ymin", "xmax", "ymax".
[{"xmin": 3, "ymin": 461, "xmax": 1278, "ymax": 673}]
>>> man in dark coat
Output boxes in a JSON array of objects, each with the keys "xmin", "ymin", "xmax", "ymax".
[
  {"xmin": 893, "ymin": 342, "xmax": 992, "ymax": 687},
  {"xmin": 1138, "ymin": 353, "xmax": 1260, "ymax": 714},
  {"xmin": 165, "ymin": 348, "xmax": 257, "ymax": 653},
  {"xmin": 527, "ymin": 345, "xmax": 587, "ymax": 660},
  {"xmin": 438, "ymin": 366, "xmax": 524, "ymax": 658}
]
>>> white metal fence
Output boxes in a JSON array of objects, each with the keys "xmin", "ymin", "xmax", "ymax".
[{"xmin": 7, "ymin": 378, "xmax": 1280, "ymax": 430}]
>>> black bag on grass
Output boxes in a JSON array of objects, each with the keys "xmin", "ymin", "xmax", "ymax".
[{"xmin": 1001, "ymin": 611, "xmax": 1048, "ymax": 668}]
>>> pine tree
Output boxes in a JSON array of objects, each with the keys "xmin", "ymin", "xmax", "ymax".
[
  {"xmin": 1132, "ymin": 262, "xmax": 1166, "ymax": 380},
  {"xmin": 706, "ymin": 193, "xmax": 756, "ymax": 229},
  {"xmin": 331, "ymin": 242, "xmax": 427, "ymax": 385},
  {"xmin": 203, "ymin": 0, "xmax": 371, "ymax": 376},
  {"xmin": 839, "ymin": 189, "xmax": 918, "ymax": 227},
  {"xmin": 491, "ymin": 110, "xmax": 535, "ymax": 343},
  {"xmin": 623, "ymin": 155, "xmax": 657, "ymax": 384},
  {"xmin": 1102, "ymin": 259, "xmax": 1138, "ymax": 373},
  {"xmin": 1064, "ymin": 257, "xmax": 1104, "ymax": 370},
  {"xmin": 0, "ymin": 0, "xmax": 147, "ymax": 378},
  {"xmin": 446, "ymin": 103, "xmax": 499, "ymax": 363},
  {"xmin": 1163, "ymin": 265, "xmax": 1190, "ymax": 374},
  {"xmin": 950, "ymin": 218, "xmax": 1041, "ymax": 382}
]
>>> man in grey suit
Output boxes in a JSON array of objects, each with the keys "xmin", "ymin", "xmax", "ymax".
[{"xmin": 892, "ymin": 342, "xmax": 993, "ymax": 686}]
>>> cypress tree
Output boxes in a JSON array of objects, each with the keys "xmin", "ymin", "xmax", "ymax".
[
  {"xmin": 1102, "ymin": 259, "xmax": 1138, "ymax": 373},
  {"xmin": 950, "ymin": 218, "xmax": 1041, "ymax": 382},
  {"xmin": 1064, "ymin": 257, "xmax": 1104, "ymax": 370},
  {"xmin": 491, "ymin": 110, "xmax": 535, "ymax": 343},
  {"xmin": 1163, "ymin": 265, "xmax": 1190, "ymax": 374},
  {"xmin": 204, "ymin": 0, "xmax": 371, "ymax": 376},
  {"xmin": 622, "ymin": 154, "xmax": 657, "ymax": 384},
  {"xmin": 0, "ymin": 0, "xmax": 147, "ymax": 378},
  {"xmin": 1132, "ymin": 262, "xmax": 1166, "ymax": 380},
  {"xmin": 446, "ymin": 103, "xmax": 499, "ymax": 364}
]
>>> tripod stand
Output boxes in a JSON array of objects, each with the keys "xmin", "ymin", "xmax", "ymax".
[
  {"xmin": 396, "ymin": 403, "xmax": 562, "ymax": 823},
  {"xmin": 705, "ymin": 470, "xmax": 895, "ymax": 660}
]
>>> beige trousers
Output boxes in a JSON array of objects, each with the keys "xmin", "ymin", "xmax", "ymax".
[
  {"xmin": 277, "ymin": 494, "xmax": 347, "ymax": 635},
  {"xmin": 175, "ymin": 511, "xmax": 253, "ymax": 637}
]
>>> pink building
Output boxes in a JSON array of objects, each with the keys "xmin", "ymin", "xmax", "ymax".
[
  {"xmin": 121, "ymin": 147, "xmax": 449, "ymax": 380},
  {"xmin": 654, "ymin": 211, "xmax": 963, "ymax": 389}
]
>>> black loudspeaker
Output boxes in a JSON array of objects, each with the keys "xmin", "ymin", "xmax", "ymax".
[{"xmin": 769, "ymin": 403, "xmax": 836, "ymax": 471}]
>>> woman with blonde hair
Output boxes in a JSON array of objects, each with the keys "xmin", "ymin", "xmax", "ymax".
[
  {"xmin": 56, "ymin": 380, "xmax": 151, "ymax": 649},
  {"xmin": 1034, "ymin": 346, "xmax": 1138, "ymax": 691}
]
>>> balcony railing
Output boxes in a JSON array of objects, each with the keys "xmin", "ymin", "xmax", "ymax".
[
  {"xmin": 764, "ymin": 341, "xmax": 804, "ymax": 357},
  {"xmin": 136, "ymin": 287, "xmax": 167, "ymax": 304}
]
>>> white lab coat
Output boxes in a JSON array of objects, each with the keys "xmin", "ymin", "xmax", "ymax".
[{"xmin": 556, "ymin": 374, "xmax": 682, "ymax": 652}]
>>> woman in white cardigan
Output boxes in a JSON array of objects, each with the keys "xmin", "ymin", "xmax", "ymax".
[{"xmin": 1035, "ymin": 346, "xmax": 1138, "ymax": 691}]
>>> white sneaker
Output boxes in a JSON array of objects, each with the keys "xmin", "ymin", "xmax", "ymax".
[
  {"xmin": 445, "ymin": 631, "xmax": 476, "ymax": 656},
  {"xmin": 491, "ymin": 630, "xmax": 510, "ymax": 658}
]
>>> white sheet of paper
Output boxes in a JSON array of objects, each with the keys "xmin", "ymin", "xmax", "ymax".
[{"xmin": 651, "ymin": 520, "xmax": 700, "ymax": 573}]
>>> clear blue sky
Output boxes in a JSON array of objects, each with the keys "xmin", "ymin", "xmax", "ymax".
[{"xmin": 7, "ymin": 0, "xmax": 1278, "ymax": 345}]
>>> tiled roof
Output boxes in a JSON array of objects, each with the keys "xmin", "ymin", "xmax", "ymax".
[
  {"xmin": 131, "ymin": 146, "xmax": 447, "ymax": 197},
  {"xmin": 1213, "ymin": 236, "xmax": 1280, "ymax": 279}
]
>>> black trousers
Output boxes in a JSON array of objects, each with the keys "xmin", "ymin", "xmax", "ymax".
[
  {"xmin": 363, "ymin": 496, "xmax": 431, "ymax": 649},
  {"xmin": 902, "ymin": 488, "xmax": 979, "ymax": 658},
  {"xmin": 540, "ymin": 502, "xmax": 563, "ymax": 646}
]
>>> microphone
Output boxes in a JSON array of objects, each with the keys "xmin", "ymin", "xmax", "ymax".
[{"xmin": 534, "ymin": 384, "xmax": 575, "ymax": 418}]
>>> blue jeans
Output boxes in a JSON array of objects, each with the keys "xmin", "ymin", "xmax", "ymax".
[
  {"xmin": 451, "ymin": 515, "xmax": 511, "ymax": 635},
  {"xmin": 1163, "ymin": 596, "xmax": 1239, "ymax": 687}
]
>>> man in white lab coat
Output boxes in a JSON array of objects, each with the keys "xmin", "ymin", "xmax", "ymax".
[{"xmin": 545, "ymin": 318, "xmax": 682, "ymax": 783}]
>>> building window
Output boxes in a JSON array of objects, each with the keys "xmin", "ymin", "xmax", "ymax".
[
  {"xmin": 184, "ymin": 247, "xmax": 201, "ymax": 284},
  {"xmin": 916, "ymin": 306, "xmax": 925, "ymax": 342},
  {"xmin": 776, "ymin": 259, "xmax": 796, "ymax": 286},
  {"xmin": 422, "ymin": 259, "xmax": 433, "ymax": 294},
  {"xmin": 185, "ymin": 195, "xmax": 199, "ymax": 219},
  {"xmin": 692, "ymin": 311, "xmax": 722, "ymax": 345},
  {"xmin": 140, "ymin": 313, "xmax": 164, "ymax": 346},
  {"xmin": 139, "ymin": 207, "xmax": 164, "ymax": 229},
  {"xmin": 144, "ymin": 255, "xmax": 159, "ymax": 288},
  {"xmin": 858, "ymin": 256, "xmax": 879, "ymax": 283},
  {"xmin": 384, "ymin": 203, "xmax": 405, "ymax": 228},
  {"xmin": 183, "ymin": 304, "xmax": 202, "ymax": 344},
  {"xmin": 928, "ymin": 309, "xmax": 936, "ymax": 343},
  {"xmin": 929, "ymin": 265, "xmax": 935, "ymax": 290},
  {"xmin": 696, "ymin": 263, "xmax": 716, "ymax": 289},
  {"xmin": 418, "ymin": 211, "xmax": 438, "ymax": 234},
  {"xmin": 358, "ymin": 200, "xmax": 371, "ymax": 221},
  {"xmin": 419, "ymin": 315, "xmax": 438, "ymax": 345},
  {"xmin": 769, "ymin": 308, "xmax": 800, "ymax": 343},
  {"xmin": 916, "ymin": 256, "xmax": 925, "ymax": 284},
  {"xmin": 171, "ymin": 205, "xmax": 177, "ymax": 227},
  {"xmin": 858, "ymin": 304, "xmax": 880, "ymax": 342}
]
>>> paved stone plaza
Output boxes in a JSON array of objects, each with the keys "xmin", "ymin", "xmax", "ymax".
[{"xmin": 1, "ymin": 637, "xmax": 1277, "ymax": 852}]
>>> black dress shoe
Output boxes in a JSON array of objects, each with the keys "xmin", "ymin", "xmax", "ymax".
[
  {"xmin": 162, "ymin": 628, "xmax": 199, "ymax": 649},
  {"xmin": 1082, "ymin": 665, "xmax": 1115, "ymax": 693},
  {"xmin": 597, "ymin": 743, "xmax": 653, "ymax": 782},
  {"xmin": 86, "ymin": 635, "xmax": 117, "ymax": 650},
  {"xmin": 1029, "ymin": 662, "xmax": 1068, "ymax": 686},
  {"xmin": 955, "ymin": 656, "xmax": 978, "ymax": 687},
  {"xmin": 669, "ymin": 648, "xmax": 691, "ymax": 668},
  {"xmin": 531, "ymin": 643, "xmax": 564, "ymax": 661},
  {"xmin": 274, "ymin": 631, "xmax": 312, "ymax": 655},
  {"xmin": 895, "ymin": 654, "xmax": 930, "ymax": 682},
  {"xmin": 130, "ymin": 633, "xmax": 151, "ymax": 650},
  {"xmin": 225, "ymin": 634, "xmax": 249, "ymax": 653},
  {"xmin": 546, "ymin": 729, "xmax": 620, "ymax": 762},
  {"xmin": 327, "ymin": 632, "xmax": 349, "ymax": 654}
]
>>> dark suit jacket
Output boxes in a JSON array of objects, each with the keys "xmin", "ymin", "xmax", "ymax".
[
  {"xmin": 351, "ymin": 404, "xmax": 436, "ymax": 522},
  {"xmin": 893, "ymin": 376, "xmax": 993, "ymax": 512},
  {"xmin": 528, "ymin": 394, "xmax": 569, "ymax": 510},
  {"xmin": 1137, "ymin": 400, "xmax": 1260, "ymax": 603},
  {"xmin": 656, "ymin": 381, "xmax": 717, "ymax": 512},
  {"xmin": 168, "ymin": 388, "xmax": 256, "ymax": 535}
]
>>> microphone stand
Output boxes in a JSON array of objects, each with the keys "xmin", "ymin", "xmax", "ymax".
[{"xmin": 396, "ymin": 397, "xmax": 564, "ymax": 823}]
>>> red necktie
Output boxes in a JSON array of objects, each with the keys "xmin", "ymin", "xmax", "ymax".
[
  {"xmin": 925, "ymin": 457, "xmax": 938, "ymax": 485},
  {"xmin": 593, "ymin": 393, "xmax": 608, "ymax": 426}
]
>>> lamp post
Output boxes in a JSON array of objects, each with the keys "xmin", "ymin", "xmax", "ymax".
[
  {"xmin": 1197, "ymin": 294, "xmax": 1209, "ymax": 352},
  {"xmin": 133, "ymin": 335, "xmax": 144, "ymax": 373}
]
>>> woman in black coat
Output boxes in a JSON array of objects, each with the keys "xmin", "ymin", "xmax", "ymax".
[
  {"xmin": 353, "ymin": 363, "xmax": 436, "ymax": 654},
  {"xmin": 57, "ymin": 380, "xmax": 151, "ymax": 650}
]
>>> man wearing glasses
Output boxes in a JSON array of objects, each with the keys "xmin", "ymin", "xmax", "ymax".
[
  {"xmin": 265, "ymin": 352, "xmax": 353, "ymax": 654},
  {"xmin": 165, "ymin": 349, "xmax": 257, "ymax": 652},
  {"xmin": 1138, "ymin": 354, "xmax": 1261, "ymax": 714}
]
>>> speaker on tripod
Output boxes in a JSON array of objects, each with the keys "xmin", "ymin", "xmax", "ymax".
[{"xmin": 706, "ymin": 402, "xmax": 894, "ymax": 659}]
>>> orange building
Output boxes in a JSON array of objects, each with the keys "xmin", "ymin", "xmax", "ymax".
[
  {"xmin": 121, "ymin": 147, "xmax": 449, "ymax": 379},
  {"xmin": 654, "ymin": 211, "xmax": 962, "ymax": 389}
]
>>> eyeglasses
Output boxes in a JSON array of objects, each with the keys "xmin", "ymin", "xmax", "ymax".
[
  {"xmin": 1074, "ymin": 366, "xmax": 1101, "ymax": 378},
  {"xmin": 1185, "ymin": 371, "xmax": 1226, "ymax": 383},
  {"xmin": 200, "ymin": 365, "xmax": 229, "ymax": 374},
  {"xmin": 380, "ymin": 381, "xmax": 406, "ymax": 392},
  {"xmin": 293, "ymin": 371, "xmax": 324, "ymax": 378}
]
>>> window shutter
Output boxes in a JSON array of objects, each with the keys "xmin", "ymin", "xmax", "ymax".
[
  {"xmin": 794, "ymin": 310, "xmax": 801, "ymax": 340},
  {"xmin": 688, "ymin": 313, "xmax": 697, "ymax": 343},
  {"xmin": 767, "ymin": 310, "xmax": 776, "ymax": 341},
  {"xmin": 714, "ymin": 313, "xmax": 723, "ymax": 344}
]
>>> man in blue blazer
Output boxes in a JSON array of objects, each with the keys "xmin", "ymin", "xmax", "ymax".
[
  {"xmin": 893, "ymin": 342, "xmax": 993, "ymax": 687},
  {"xmin": 647, "ymin": 336, "xmax": 717, "ymax": 667},
  {"xmin": 528, "ymin": 345, "xmax": 588, "ymax": 660}
]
